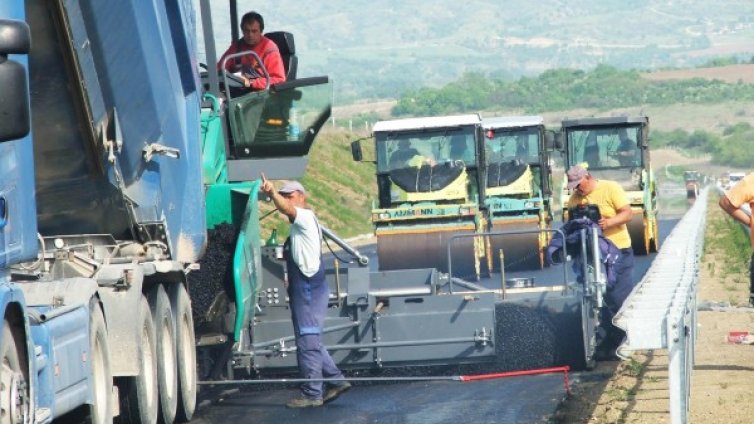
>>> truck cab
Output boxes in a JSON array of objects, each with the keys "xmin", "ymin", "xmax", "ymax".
[{"xmin": 684, "ymin": 170, "xmax": 701, "ymax": 198}]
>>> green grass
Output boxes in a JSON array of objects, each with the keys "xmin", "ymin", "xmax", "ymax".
[{"xmin": 625, "ymin": 358, "xmax": 645, "ymax": 378}]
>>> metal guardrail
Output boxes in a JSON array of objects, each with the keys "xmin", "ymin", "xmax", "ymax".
[{"xmin": 614, "ymin": 188, "xmax": 708, "ymax": 424}]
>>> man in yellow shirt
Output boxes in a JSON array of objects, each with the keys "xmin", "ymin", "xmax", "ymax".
[
  {"xmin": 719, "ymin": 172, "xmax": 754, "ymax": 307},
  {"xmin": 566, "ymin": 165, "xmax": 635, "ymax": 358}
]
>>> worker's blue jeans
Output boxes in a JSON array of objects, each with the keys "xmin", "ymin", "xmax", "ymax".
[
  {"xmin": 606, "ymin": 248, "xmax": 635, "ymax": 314},
  {"xmin": 286, "ymin": 257, "xmax": 344, "ymax": 399}
]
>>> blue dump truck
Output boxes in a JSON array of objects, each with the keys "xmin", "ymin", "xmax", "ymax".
[{"xmin": 0, "ymin": 2, "xmax": 203, "ymax": 423}]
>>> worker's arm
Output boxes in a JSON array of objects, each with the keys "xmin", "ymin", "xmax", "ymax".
[
  {"xmin": 268, "ymin": 190, "xmax": 297, "ymax": 222},
  {"xmin": 260, "ymin": 174, "xmax": 297, "ymax": 222},
  {"xmin": 600, "ymin": 204, "xmax": 633, "ymax": 231},
  {"xmin": 719, "ymin": 195, "xmax": 751, "ymax": 227},
  {"xmin": 250, "ymin": 49, "xmax": 286, "ymax": 90}
]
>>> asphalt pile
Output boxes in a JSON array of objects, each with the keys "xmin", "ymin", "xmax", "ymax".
[
  {"xmin": 493, "ymin": 303, "xmax": 561, "ymax": 371},
  {"xmin": 187, "ymin": 223, "xmax": 239, "ymax": 326}
]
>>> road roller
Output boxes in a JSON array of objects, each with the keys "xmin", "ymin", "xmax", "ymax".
[
  {"xmin": 684, "ymin": 170, "xmax": 701, "ymax": 199},
  {"xmin": 559, "ymin": 116, "xmax": 659, "ymax": 255},
  {"xmin": 481, "ymin": 116, "xmax": 557, "ymax": 272},
  {"xmin": 352, "ymin": 114, "xmax": 485, "ymax": 280}
]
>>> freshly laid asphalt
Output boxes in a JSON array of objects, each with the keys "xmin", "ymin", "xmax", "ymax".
[{"xmin": 194, "ymin": 373, "xmax": 568, "ymax": 424}]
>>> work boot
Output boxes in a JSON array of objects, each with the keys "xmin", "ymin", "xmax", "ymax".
[
  {"xmin": 323, "ymin": 381, "xmax": 352, "ymax": 404},
  {"xmin": 286, "ymin": 397, "xmax": 323, "ymax": 408}
]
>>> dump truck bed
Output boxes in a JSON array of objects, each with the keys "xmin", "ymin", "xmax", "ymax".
[{"xmin": 27, "ymin": 0, "xmax": 204, "ymax": 262}]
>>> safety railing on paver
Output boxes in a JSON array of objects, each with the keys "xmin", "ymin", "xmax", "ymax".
[{"xmin": 613, "ymin": 188, "xmax": 708, "ymax": 424}]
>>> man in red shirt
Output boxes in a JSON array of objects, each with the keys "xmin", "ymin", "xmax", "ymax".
[{"xmin": 217, "ymin": 11, "xmax": 286, "ymax": 90}]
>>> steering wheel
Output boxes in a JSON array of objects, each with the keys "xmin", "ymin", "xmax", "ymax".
[{"xmin": 199, "ymin": 63, "xmax": 246, "ymax": 90}]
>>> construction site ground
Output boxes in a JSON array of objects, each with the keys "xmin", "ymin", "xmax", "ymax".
[{"xmin": 555, "ymin": 193, "xmax": 754, "ymax": 424}]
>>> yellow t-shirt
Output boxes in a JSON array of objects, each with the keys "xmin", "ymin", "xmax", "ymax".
[
  {"xmin": 567, "ymin": 180, "xmax": 632, "ymax": 249},
  {"xmin": 725, "ymin": 173, "xmax": 754, "ymax": 208}
]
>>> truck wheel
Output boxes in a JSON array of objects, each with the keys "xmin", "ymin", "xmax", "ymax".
[
  {"xmin": 169, "ymin": 283, "xmax": 197, "ymax": 422},
  {"xmin": 89, "ymin": 300, "xmax": 114, "ymax": 424},
  {"xmin": 0, "ymin": 321, "xmax": 29, "ymax": 424},
  {"xmin": 116, "ymin": 296, "xmax": 158, "ymax": 424},
  {"xmin": 148, "ymin": 285, "xmax": 177, "ymax": 424}
]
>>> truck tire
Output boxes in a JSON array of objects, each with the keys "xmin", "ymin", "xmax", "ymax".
[
  {"xmin": 169, "ymin": 283, "xmax": 197, "ymax": 422},
  {"xmin": 88, "ymin": 300, "xmax": 114, "ymax": 424},
  {"xmin": 148, "ymin": 285, "xmax": 177, "ymax": 424},
  {"xmin": 1, "ymin": 320, "xmax": 29, "ymax": 424},
  {"xmin": 116, "ymin": 296, "xmax": 158, "ymax": 424}
]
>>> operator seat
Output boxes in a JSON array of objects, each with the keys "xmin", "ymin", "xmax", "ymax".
[{"xmin": 266, "ymin": 31, "xmax": 297, "ymax": 81}]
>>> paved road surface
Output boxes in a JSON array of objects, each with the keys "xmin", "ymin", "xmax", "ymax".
[{"xmin": 194, "ymin": 373, "xmax": 567, "ymax": 424}]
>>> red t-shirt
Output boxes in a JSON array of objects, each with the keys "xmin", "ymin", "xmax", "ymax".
[{"xmin": 217, "ymin": 36, "xmax": 286, "ymax": 90}]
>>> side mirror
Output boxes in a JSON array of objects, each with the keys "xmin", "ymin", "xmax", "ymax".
[
  {"xmin": 0, "ymin": 19, "xmax": 32, "ymax": 143},
  {"xmin": 351, "ymin": 140, "xmax": 363, "ymax": 162},
  {"xmin": 0, "ymin": 19, "xmax": 31, "ymax": 54}
]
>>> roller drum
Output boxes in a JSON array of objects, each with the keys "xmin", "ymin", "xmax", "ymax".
[
  {"xmin": 377, "ymin": 227, "xmax": 477, "ymax": 279},
  {"xmin": 488, "ymin": 219, "xmax": 544, "ymax": 272},
  {"xmin": 627, "ymin": 213, "xmax": 658, "ymax": 255}
]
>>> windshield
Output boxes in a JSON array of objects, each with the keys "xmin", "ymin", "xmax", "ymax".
[
  {"xmin": 566, "ymin": 125, "xmax": 642, "ymax": 169},
  {"xmin": 375, "ymin": 128, "xmax": 477, "ymax": 173},
  {"xmin": 484, "ymin": 127, "xmax": 540, "ymax": 165}
]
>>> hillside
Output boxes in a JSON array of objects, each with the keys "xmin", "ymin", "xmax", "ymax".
[{"xmin": 643, "ymin": 63, "xmax": 754, "ymax": 83}]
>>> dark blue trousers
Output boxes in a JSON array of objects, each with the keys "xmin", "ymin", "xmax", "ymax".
[
  {"xmin": 606, "ymin": 248, "xmax": 635, "ymax": 315},
  {"xmin": 286, "ymin": 254, "xmax": 344, "ymax": 399}
]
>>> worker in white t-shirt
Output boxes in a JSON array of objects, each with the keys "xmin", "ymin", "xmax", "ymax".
[{"xmin": 260, "ymin": 175, "xmax": 352, "ymax": 408}]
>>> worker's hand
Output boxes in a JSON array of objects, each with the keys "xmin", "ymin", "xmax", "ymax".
[
  {"xmin": 260, "ymin": 173, "xmax": 274, "ymax": 194},
  {"xmin": 598, "ymin": 217, "xmax": 611, "ymax": 230}
]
